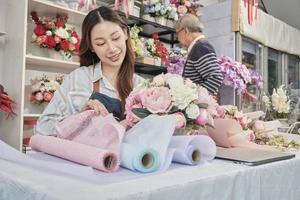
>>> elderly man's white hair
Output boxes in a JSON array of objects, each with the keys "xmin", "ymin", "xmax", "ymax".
[{"xmin": 175, "ymin": 14, "xmax": 203, "ymax": 33}]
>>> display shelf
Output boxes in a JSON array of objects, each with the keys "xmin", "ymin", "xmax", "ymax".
[
  {"xmin": 135, "ymin": 62, "xmax": 167, "ymax": 75},
  {"xmin": 23, "ymin": 113, "xmax": 41, "ymax": 118},
  {"xmin": 28, "ymin": 0, "xmax": 86, "ymax": 25},
  {"xmin": 26, "ymin": 55, "xmax": 79, "ymax": 72}
]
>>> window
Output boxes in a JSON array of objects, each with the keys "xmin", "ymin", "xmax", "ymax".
[{"xmin": 267, "ymin": 48, "xmax": 282, "ymax": 94}]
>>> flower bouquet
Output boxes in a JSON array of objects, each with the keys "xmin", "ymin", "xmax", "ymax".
[
  {"xmin": 30, "ymin": 11, "xmax": 81, "ymax": 59},
  {"xmin": 262, "ymin": 85, "xmax": 290, "ymax": 120},
  {"xmin": 144, "ymin": 33, "xmax": 170, "ymax": 66},
  {"xmin": 170, "ymin": 0, "xmax": 202, "ymax": 17},
  {"xmin": 143, "ymin": 0, "xmax": 169, "ymax": 24},
  {"xmin": 0, "ymin": 84, "xmax": 16, "ymax": 118},
  {"xmin": 130, "ymin": 25, "xmax": 144, "ymax": 57},
  {"xmin": 166, "ymin": 47, "xmax": 187, "ymax": 75},
  {"xmin": 125, "ymin": 73, "xmax": 217, "ymax": 135},
  {"xmin": 218, "ymin": 55, "xmax": 252, "ymax": 95},
  {"xmin": 30, "ymin": 74, "xmax": 64, "ymax": 105}
]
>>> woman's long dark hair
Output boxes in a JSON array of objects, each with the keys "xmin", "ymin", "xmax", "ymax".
[{"xmin": 79, "ymin": 6, "xmax": 135, "ymax": 113}]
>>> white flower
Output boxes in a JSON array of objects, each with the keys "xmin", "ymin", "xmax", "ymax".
[
  {"xmin": 262, "ymin": 94, "xmax": 270, "ymax": 108},
  {"xmin": 170, "ymin": 85, "xmax": 198, "ymax": 110},
  {"xmin": 45, "ymin": 80, "xmax": 59, "ymax": 92},
  {"xmin": 166, "ymin": 74, "xmax": 184, "ymax": 89},
  {"xmin": 153, "ymin": 74, "xmax": 165, "ymax": 86},
  {"xmin": 70, "ymin": 36, "xmax": 78, "ymax": 44},
  {"xmin": 46, "ymin": 31, "xmax": 52, "ymax": 36},
  {"xmin": 31, "ymin": 33, "xmax": 37, "ymax": 42},
  {"xmin": 185, "ymin": 103, "xmax": 200, "ymax": 119},
  {"xmin": 55, "ymin": 27, "xmax": 69, "ymax": 39},
  {"xmin": 271, "ymin": 85, "xmax": 290, "ymax": 113}
]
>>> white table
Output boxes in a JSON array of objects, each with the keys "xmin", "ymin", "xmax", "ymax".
[{"xmin": 1, "ymin": 141, "xmax": 300, "ymax": 200}]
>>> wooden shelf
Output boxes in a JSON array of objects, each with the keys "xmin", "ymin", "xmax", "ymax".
[
  {"xmin": 28, "ymin": 0, "xmax": 86, "ymax": 25},
  {"xmin": 23, "ymin": 113, "xmax": 41, "ymax": 118},
  {"xmin": 26, "ymin": 55, "xmax": 79, "ymax": 72},
  {"xmin": 135, "ymin": 62, "xmax": 167, "ymax": 75}
]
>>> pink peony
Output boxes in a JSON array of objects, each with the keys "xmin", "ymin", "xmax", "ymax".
[
  {"xmin": 174, "ymin": 112, "xmax": 186, "ymax": 130},
  {"xmin": 141, "ymin": 87, "xmax": 172, "ymax": 114},
  {"xmin": 43, "ymin": 92, "xmax": 54, "ymax": 102},
  {"xmin": 195, "ymin": 109, "xmax": 208, "ymax": 126}
]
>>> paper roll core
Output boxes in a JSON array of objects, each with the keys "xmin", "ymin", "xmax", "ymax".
[
  {"xmin": 141, "ymin": 153, "xmax": 154, "ymax": 169},
  {"xmin": 104, "ymin": 154, "xmax": 117, "ymax": 170},
  {"xmin": 192, "ymin": 149, "xmax": 201, "ymax": 162}
]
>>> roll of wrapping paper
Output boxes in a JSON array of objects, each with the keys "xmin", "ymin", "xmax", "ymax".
[
  {"xmin": 29, "ymin": 135, "xmax": 119, "ymax": 172},
  {"xmin": 120, "ymin": 143, "xmax": 160, "ymax": 173},
  {"xmin": 185, "ymin": 145, "xmax": 202, "ymax": 165}
]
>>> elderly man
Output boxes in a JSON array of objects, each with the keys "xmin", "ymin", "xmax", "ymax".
[{"xmin": 176, "ymin": 14, "xmax": 223, "ymax": 95}]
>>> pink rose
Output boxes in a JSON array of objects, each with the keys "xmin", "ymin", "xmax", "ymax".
[
  {"xmin": 174, "ymin": 112, "xmax": 186, "ymax": 130},
  {"xmin": 43, "ymin": 92, "xmax": 54, "ymax": 102},
  {"xmin": 177, "ymin": 5, "xmax": 188, "ymax": 15},
  {"xmin": 35, "ymin": 92, "xmax": 44, "ymax": 101},
  {"xmin": 141, "ymin": 87, "xmax": 172, "ymax": 114},
  {"xmin": 252, "ymin": 120, "xmax": 265, "ymax": 131},
  {"xmin": 215, "ymin": 106, "xmax": 226, "ymax": 118},
  {"xmin": 195, "ymin": 109, "xmax": 208, "ymax": 126}
]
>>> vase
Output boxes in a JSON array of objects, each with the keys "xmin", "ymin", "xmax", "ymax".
[
  {"xmin": 155, "ymin": 17, "xmax": 167, "ymax": 26},
  {"xmin": 142, "ymin": 14, "xmax": 155, "ymax": 22},
  {"xmin": 48, "ymin": 50, "xmax": 72, "ymax": 61},
  {"xmin": 27, "ymin": 44, "xmax": 48, "ymax": 58},
  {"xmin": 153, "ymin": 57, "xmax": 161, "ymax": 66},
  {"xmin": 166, "ymin": 20, "xmax": 174, "ymax": 28}
]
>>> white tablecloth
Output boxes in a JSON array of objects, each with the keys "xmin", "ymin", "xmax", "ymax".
[{"xmin": 1, "ymin": 142, "xmax": 300, "ymax": 200}]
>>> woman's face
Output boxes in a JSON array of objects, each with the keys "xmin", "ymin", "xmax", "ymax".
[{"xmin": 90, "ymin": 21, "xmax": 128, "ymax": 68}]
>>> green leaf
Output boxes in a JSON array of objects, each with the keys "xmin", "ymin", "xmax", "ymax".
[
  {"xmin": 198, "ymin": 103, "xmax": 208, "ymax": 109},
  {"xmin": 168, "ymin": 106, "xmax": 179, "ymax": 114},
  {"xmin": 132, "ymin": 108, "xmax": 151, "ymax": 119}
]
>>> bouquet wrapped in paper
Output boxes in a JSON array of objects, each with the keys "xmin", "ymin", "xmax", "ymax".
[{"xmin": 125, "ymin": 73, "xmax": 217, "ymax": 135}]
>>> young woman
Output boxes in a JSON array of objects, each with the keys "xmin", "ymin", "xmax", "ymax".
[{"xmin": 36, "ymin": 6, "xmax": 144, "ymax": 135}]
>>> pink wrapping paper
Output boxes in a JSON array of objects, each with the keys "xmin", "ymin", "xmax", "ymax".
[
  {"xmin": 55, "ymin": 111, "xmax": 125, "ymax": 152},
  {"xmin": 29, "ymin": 135, "xmax": 119, "ymax": 172},
  {"xmin": 208, "ymin": 119, "xmax": 275, "ymax": 150}
]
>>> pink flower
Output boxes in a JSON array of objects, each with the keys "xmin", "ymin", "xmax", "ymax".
[
  {"xmin": 43, "ymin": 92, "xmax": 53, "ymax": 102},
  {"xmin": 35, "ymin": 92, "xmax": 43, "ymax": 101},
  {"xmin": 174, "ymin": 112, "xmax": 186, "ymax": 130},
  {"xmin": 245, "ymin": 130, "xmax": 255, "ymax": 142},
  {"xmin": 35, "ymin": 35, "xmax": 47, "ymax": 46},
  {"xmin": 177, "ymin": 5, "xmax": 188, "ymax": 15},
  {"xmin": 184, "ymin": 1, "xmax": 191, "ymax": 7},
  {"xmin": 141, "ymin": 87, "xmax": 172, "ymax": 114},
  {"xmin": 252, "ymin": 120, "xmax": 265, "ymax": 131},
  {"xmin": 195, "ymin": 109, "xmax": 208, "ymax": 126},
  {"xmin": 215, "ymin": 106, "xmax": 226, "ymax": 118},
  {"xmin": 125, "ymin": 111, "xmax": 141, "ymax": 127}
]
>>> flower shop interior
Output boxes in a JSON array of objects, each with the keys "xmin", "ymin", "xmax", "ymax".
[{"xmin": 1, "ymin": 0, "xmax": 300, "ymax": 199}]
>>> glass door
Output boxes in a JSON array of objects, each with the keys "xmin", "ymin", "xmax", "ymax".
[
  {"xmin": 267, "ymin": 48, "xmax": 283, "ymax": 95},
  {"xmin": 287, "ymin": 55, "xmax": 300, "ymax": 114},
  {"xmin": 240, "ymin": 37, "xmax": 263, "ymax": 112}
]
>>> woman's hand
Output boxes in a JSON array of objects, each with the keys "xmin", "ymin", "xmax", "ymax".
[{"xmin": 82, "ymin": 99, "xmax": 109, "ymax": 116}]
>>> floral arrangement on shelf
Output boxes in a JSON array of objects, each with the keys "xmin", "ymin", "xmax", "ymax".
[
  {"xmin": 170, "ymin": 0, "xmax": 202, "ymax": 17},
  {"xmin": 30, "ymin": 74, "xmax": 64, "ymax": 105},
  {"xmin": 125, "ymin": 73, "xmax": 218, "ymax": 135},
  {"xmin": 144, "ymin": 33, "xmax": 170, "ymax": 65},
  {"xmin": 30, "ymin": 11, "xmax": 81, "ymax": 59},
  {"xmin": 0, "ymin": 84, "xmax": 16, "ymax": 118},
  {"xmin": 130, "ymin": 25, "xmax": 144, "ymax": 57},
  {"xmin": 262, "ymin": 85, "xmax": 290, "ymax": 119},
  {"xmin": 166, "ymin": 47, "xmax": 187, "ymax": 75},
  {"xmin": 143, "ymin": 0, "xmax": 168, "ymax": 18}
]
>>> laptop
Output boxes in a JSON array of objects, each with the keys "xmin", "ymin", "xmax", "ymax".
[
  {"xmin": 207, "ymin": 119, "xmax": 296, "ymax": 166},
  {"xmin": 216, "ymin": 146, "xmax": 295, "ymax": 166}
]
